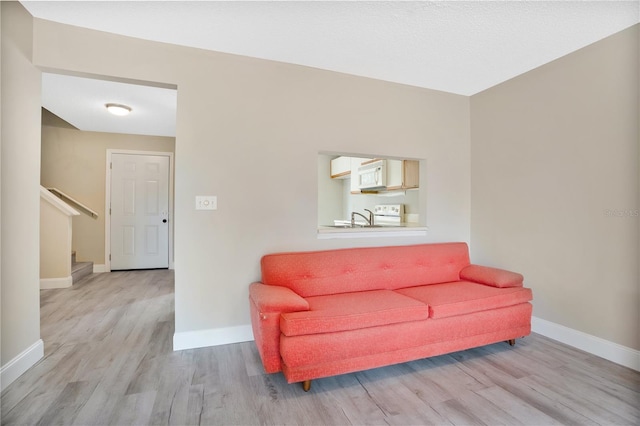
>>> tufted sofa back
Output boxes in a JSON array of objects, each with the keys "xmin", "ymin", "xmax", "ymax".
[{"xmin": 260, "ymin": 242, "xmax": 471, "ymax": 298}]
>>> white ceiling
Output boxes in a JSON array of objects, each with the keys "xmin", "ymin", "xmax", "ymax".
[
  {"xmin": 42, "ymin": 73, "xmax": 177, "ymax": 137},
  {"xmin": 25, "ymin": 1, "xmax": 639, "ymax": 137}
]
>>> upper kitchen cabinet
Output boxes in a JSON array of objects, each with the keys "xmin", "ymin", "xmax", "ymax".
[
  {"xmin": 386, "ymin": 160, "xmax": 419, "ymax": 190},
  {"xmin": 330, "ymin": 156, "xmax": 351, "ymax": 179}
]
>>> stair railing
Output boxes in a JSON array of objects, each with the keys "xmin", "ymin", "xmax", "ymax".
[{"xmin": 47, "ymin": 188, "xmax": 99, "ymax": 219}]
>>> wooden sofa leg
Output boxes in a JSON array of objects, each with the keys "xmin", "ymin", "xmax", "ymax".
[
  {"xmin": 508, "ymin": 339, "xmax": 516, "ymax": 346},
  {"xmin": 302, "ymin": 380, "xmax": 311, "ymax": 392}
]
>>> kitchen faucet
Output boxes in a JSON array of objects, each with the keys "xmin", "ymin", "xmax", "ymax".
[{"xmin": 351, "ymin": 209, "xmax": 374, "ymax": 227}]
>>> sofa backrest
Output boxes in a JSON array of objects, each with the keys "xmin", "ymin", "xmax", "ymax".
[{"xmin": 260, "ymin": 242, "xmax": 471, "ymax": 297}]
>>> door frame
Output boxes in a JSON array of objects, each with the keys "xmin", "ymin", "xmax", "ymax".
[{"xmin": 105, "ymin": 149, "xmax": 174, "ymax": 272}]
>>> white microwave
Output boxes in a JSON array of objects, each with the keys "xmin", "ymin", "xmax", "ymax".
[{"xmin": 358, "ymin": 159, "xmax": 387, "ymax": 190}]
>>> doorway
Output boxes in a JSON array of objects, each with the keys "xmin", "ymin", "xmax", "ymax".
[
  {"xmin": 41, "ymin": 71, "xmax": 177, "ymax": 272},
  {"xmin": 106, "ymin": 150, "xmax": 174, "ymax": 271}
]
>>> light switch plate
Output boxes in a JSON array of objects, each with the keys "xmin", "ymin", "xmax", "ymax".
[{"xmin": 195, "ymin": 195, "xmax": 217, "ymax": 210}]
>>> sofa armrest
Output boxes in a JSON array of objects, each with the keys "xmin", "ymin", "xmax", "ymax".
[
  {"xmin": 249, "ymin": 283, "xmax": 309, "ymax": 374},
  {"xmin": 460, "ymin": 264, "xmax": 524, "ymax": 288},
  {"xmin": 249, "ymin": 282, "xmax": 309, "ymax": 313}
]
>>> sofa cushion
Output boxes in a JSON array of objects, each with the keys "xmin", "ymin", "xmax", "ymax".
[
  {"xmin": 261, "ymin": 243, "xmax": 471, "ymax": 297},
  {"xmin": 280, "ymin": 289, "xmax": 430, "ymax": 337},
  {"xmin": 395, "ymin": 281, "xmax": 532, "ymax": 319}
]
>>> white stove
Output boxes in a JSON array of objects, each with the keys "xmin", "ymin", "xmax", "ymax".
[{"xmin": 373, "ymin": 204, "xmax": 404, "ymax": 226}]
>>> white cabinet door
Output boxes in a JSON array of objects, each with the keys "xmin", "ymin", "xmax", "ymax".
[
  {"xmin": 386, "ymin": 159, "xmax": 404, "ymax": 188},
  {"xmin": 330, "ymin": 156, "xmax": 351, "ymax": 179},
  {"xmin": 110, "ymin": 153, "xmax": 170, "ymax": 270}
]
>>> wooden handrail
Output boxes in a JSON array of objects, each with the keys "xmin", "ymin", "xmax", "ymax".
[
  {"xmin": 40, "ymin": 186, "xmax": 80, "ymax": 217},
  {"xmin": 47, "ymin": 188, "xmax": 99, "ymax": 219}
]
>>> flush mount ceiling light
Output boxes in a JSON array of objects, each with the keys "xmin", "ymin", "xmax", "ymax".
[{"xmin": 105, "ymin": 103, "xmax": 132, "ymax": 116}]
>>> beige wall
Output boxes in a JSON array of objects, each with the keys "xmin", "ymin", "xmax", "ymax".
[
  {"xmin": 41, "ymin": 125, "xmax": 175, "ymax": 264},
  {"xmin": 31, "ymin": 17, "xmax": 471, "ymax": 334},
  {"xmin": 40, "ymin": 200, "xmax": 72, "ymax": 278},
  {"xmin": 470, "ymin": 26, "xmax": 639, "ymax": 350},
  {"xmin": 1, "ymin": 2, "xmax": 42, "ymax": 366}
]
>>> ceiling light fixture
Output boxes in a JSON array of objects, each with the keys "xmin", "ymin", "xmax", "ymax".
[{"xmin": 105, "ymin": 103, "xmax": 132, "ymax": 116}]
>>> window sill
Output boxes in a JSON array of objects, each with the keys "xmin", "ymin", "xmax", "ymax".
[{"xmin": 317, "ymin": 224, "xmax": 428, "ymax": 239}]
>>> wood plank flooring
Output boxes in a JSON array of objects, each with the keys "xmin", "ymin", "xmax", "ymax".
[{"xmin": 2, "ymin": 269, "xmax": 639, "ymax": 425}]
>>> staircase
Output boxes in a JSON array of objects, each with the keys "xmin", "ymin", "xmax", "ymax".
[{"xmin": 71, "ymin": 251, "xmax": 93, "ymax": 284}]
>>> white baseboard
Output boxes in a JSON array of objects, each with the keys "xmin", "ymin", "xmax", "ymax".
[
  {"xmin": 171, "ymin": 318, "xmax": 640, "ymax": 372},
  {"xmin": 173, "ymin": 325, "xmax": 254, "ymax": 351},
  {"xmin": 40, "ymin": 276, "xmax": 72, "ymax": 289},
  {"xmin": 532, "ymin": 316, "xmax": 640, "ymax": 372},
  {"xmin": 93, "ymin": 264, "xmax": 107, "ymax": 273},
  {"xmin": 1, "ymin": 339, "xmax": 44, "ymax": 391}
]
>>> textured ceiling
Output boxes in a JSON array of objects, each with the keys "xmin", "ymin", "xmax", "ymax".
[{"xmin": 24, "ymin": 1, "xmax": 640, "ymax": 136}]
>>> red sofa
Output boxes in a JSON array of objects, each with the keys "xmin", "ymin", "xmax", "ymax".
[{"xmin": 249, "ymin": 242, "xmax": 532, "ymax": 391}]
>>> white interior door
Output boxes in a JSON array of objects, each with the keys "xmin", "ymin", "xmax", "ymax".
[{"xmin": 110, "ymin": 153, "xmax": 170, "ymax": 270}]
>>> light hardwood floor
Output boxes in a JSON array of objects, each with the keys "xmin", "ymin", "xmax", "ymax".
[{"xmin": 2, "ymin": 270, "xmax": 639, "ymax": 425}]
